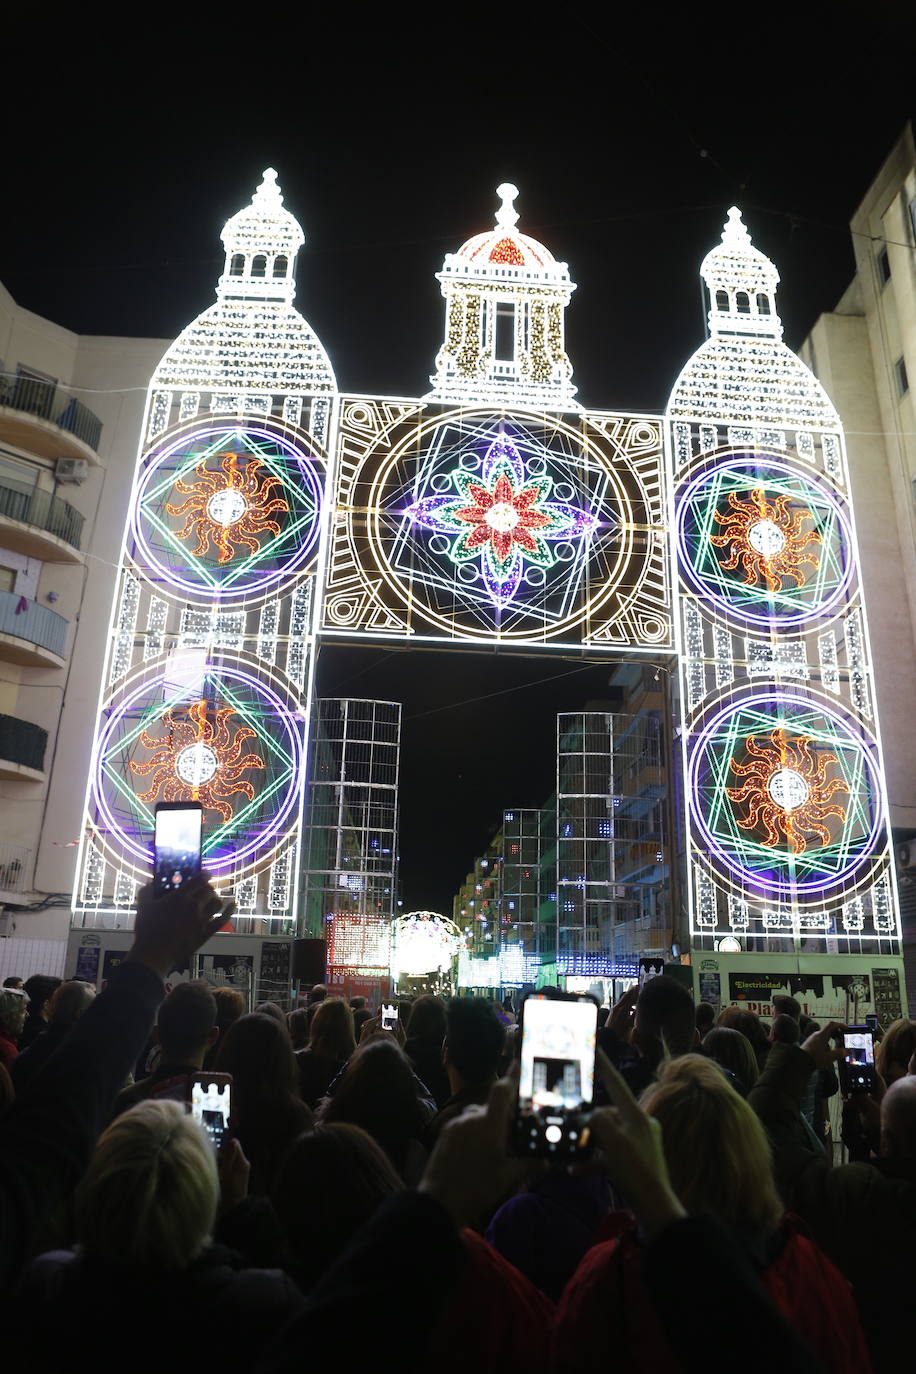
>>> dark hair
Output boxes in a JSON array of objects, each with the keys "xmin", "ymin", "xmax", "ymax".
[
  {"xmin": 211, "ymin": 986, "xmax": 246, "ymax": 1030},
  {"xmin": 287, "ymin": 1007, "xmax": 311, "ymax": 1050},
  {"xmin": 703, "ymin": 1026, "xmax": 760, "ymax": 1094},
  {"xmin": 49, "ymin": 981, "xmax": 95, "ymax": 1028},
  {"xmin": 406, "ymin": 994, "xmax": 446, "ymax": 1042},
  {"xmin": 22, "ymin": 974, "xmax": 62, "ymax": 1009},
  {"xmin": 321, "ymin": 1038, "xmax": 425, "ymax": 1172},
  {"xmin": 349, "ymin": 996, "xmax": 367, "ymax": 1011},
  {"xmin": 309, "ymin": 997, "xmax": 356, "ymax": 1061},
  {"xmin": 352, "ymin": 1008, "xmax": 373, "ymax": 1040},
  {"xmin": 307, "ymin": 985, "xmax": 328, "ymax": 1005},
  {"xmin": 254, "ymin": 1002, "xmax": 289, "ymax": 1034},
  {"xmin": 2, "ymin": 976, "xmax": 22, "ymax": 990},
  {"xmin": 772, "ymin": 994, "xmax": 801, "ymax": 1022},
  {"xmin": 274, "ymin": 1123, "xmax": 403, "ymax": 1288},
  {"xmin": 717, "ymin": 1006, "xmax": 770, "ymax": 1069},
  {"xmin": 215, "ymin": 1012, "xmax": 300, "ymax": 1114},
  {"xmin": 696, "ymin": 1002, "xmax": 716, "ymax": 1032},
  {"xmin": 636, "ymin": 976, "xmax": 696, "ymax": 1060},
  {"xmin": 156, "ymin": 981, "xmax": 217, "ymax": 1059},
  {"xmin": 445, "ymin": 997, "xmax": 505, "ymax": 1084},
  {"xmin": 770, "ymin": 1014, "xmax": 800, "ymax": 1045}
]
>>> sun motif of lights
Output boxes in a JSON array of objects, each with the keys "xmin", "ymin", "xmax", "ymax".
[
  {"xmin": 129, "ymin": 699, "xmax": 265, "ymax": 822},
  {"xmin": 710, "ymin": 489, "xmax": 821, "ymax": 593},
  {"xmin": 406, "ymin": 434, "xmax": 597, "ymax": 607},
  {"xmin": 166, "ymin": 453, "xmax": 288, "ymax": 565},
  {"xmin": 725, "ymin": 728, "xmax": 849, "ymax": 855}
]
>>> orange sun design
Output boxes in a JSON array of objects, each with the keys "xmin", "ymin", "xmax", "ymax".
[
  {"xmin": 166, "ymin": 453, "xmax": 288, "ymax": 565},
  {"xmin": 129, "ymin": 700, "xmax": 265, "ymax": 823},
  {"xmin": 725, "ymin": 728, "xmax": 849, "ymax": 856},
  {"xmin": 710, "ymin": 488, "xmax": 821, "ymax": 593}
]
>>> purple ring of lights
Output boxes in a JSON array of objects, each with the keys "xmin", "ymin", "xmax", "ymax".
[
  {"xmin": 94, "ymin": 664, "xmax": 303, "ymax": 872},
  {"xmin": 676, "ymin": 456, "xmax": 854, "ymax": 628},
  {"xmin": 687, "ymin": 690, "xmax": 884, "ymax": 898},
  {"xmin": 132, "ymin": 424, "xmax": 323, "ymax": 600}
]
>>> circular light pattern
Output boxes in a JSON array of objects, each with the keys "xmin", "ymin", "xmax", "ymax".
[
  {"xmin": 93, "ymin": 661, "xmax": 303, "ymax": 874},
  {"xmin": 176, "ymin": 742, "xmax": 219, "ymax": 786},
  {"xmin": 132, "ymin": 423, "xmax": 324, "ymax": 601},
  {"xmin": 390, "ymin": 911, "xmax": 462, "ymax": 978},
  {"xmin": 677, "ymin": 453, "xmax": 853, "ymax": 627},
  {"xmin": 688, "ymin": 691, "xmax": 884, "ymax": 898}
]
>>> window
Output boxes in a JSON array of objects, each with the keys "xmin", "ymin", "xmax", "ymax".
[
  {"xmin": 715, "ymin": 290, "xmax": 729, "ymax": 311},
  {"xmin": 877, "ymin": 248, "xmax": 891, "ymax": 287},
  {"xmin": 251, "ymin": 255, "xmax": 267, "ymax": 278},
  {"xmin": 895, "ymin": 356, "xmax": 909, "ymax": 397},
  {"xmin": 272, "ymin": 255, "xmax": 288, "ymax": 278},
  {"xmin": 735, "ymin": 291, "xmax": 751, "ymax": 314},
  {"xmin": 229, "ymin": 254, "xmax": 245, "ymax": 276},
  {"xmin": 493, "ymin": 302, "xmax": 515, "ymax": 361},
  {"xmin": 756, "ymin": 293, "xmax": 771, "ymax": 315},
  {"xmin": 0, "ymin": 567, "xmax": 16, "ymax": 594}
]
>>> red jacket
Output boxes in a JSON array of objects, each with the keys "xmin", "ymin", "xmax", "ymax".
[
  {"xmin": 0, "ymin": 1032, "xmax": 18, "ymax": 1072},
  {"xmin": 552, "ymin": 1212, "xmax": 873, "ymax": 1373}
]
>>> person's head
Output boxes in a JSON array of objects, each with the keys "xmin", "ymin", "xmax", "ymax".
[
  {"xmin": 75, "ymin": 1099, "xmax": 218, "ymax": 1269},
  {"xmin": 0, "ymin": 987, "xmax": 27, "ymax": 1039},
  {"xmin": 876, "ymin": 1019, "xmax": 916, "ymax": 1086},
  {"xmin": 640, "ymin": 1054, "xmax": 783, "ymax": 1233},
  {"xmin": 254, "ymin": 1001, "xmax": 289, "ymax": 1035},
  {"xmin": 634, "ymin": 976, "xmax": 698, "ymax": 1063},
  {"xmin": 702, "ymin": 1026, "xmax": 760, "ymax": 1095},
  {"xmin": 321, "ymin": 1037, "xmax": 425, "ymax": 1170},
  {"xmin": 716, "ymin": 1006, "xmax": 770, "ymax": 1067},
  {"xmin": 2, "ymin": 976, "xmax": 22, "ymax": 990},
  {"xmin": 352, "ymin": 1008, "xmax": 373, "ymax": 1040},
  {"xmin": 597, "ymin": 1006, "xmax": 610, "ymax": 1030},
  {"xmin": 406, "ymin": 994, "xmax": 446, "ymax": 1043},
  {"xmin": 49, "ymin": 980, "xmax": 96, "ymax": 1028},
  {"xmin": 799, "ymin": 1015, "xmax": 820, "ymax": 1039},
  {"xmin": 22, "ymin": 975, "xmax": 62, "ymax": 1022},
  {"xmin": 880, "ymin": 1075, "xmax": 916, "ymax": 1162},
  {"xmin": 769, "ymin": 1014, "xmax": 800, "ymax": 1046},
  {"xmin": 215, "ymin": 1012, "xmax": 299, "ymax": 1108},
  {"xmin": 695, "ymin": 1002, "xmax": 716, "ymax": 1039},
  {"xmin": 287, "ymin": 1006, "xmax": 311, "ymax": 1051},
  {"xmin": 772, "ymin": 994, "xmax": 801, "ymax": 1023},
  {"xmin": 307, "ymin": 985, "xmax": 328, "ymax": 1006},
  {"xmin": 349, "ymin": 996, "xmax": 366, "ymax": 1012},
  {"xmin": 309, "ymin": 997, "xmax": 356, "ymax": 1062},
  {"xmin": 274, "ymin": 1122, "xmax": 403, "ymax": 1286},
  {"xmin": 155, "ymin": 980, "xmax": 217, "ymax": 1067},
  {"xmin": 444, "ymin": 997, "xmax": 505, "ymax": 1091},
  {"xmin": 211, "ymin": 986, "xmax": 246, "ymax": 1034}
]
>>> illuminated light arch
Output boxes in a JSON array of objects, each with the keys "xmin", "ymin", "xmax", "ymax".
[
  {"xmin": 676, "ymin": 453, "xmax": 853, "ymax": 628},
  {"xmin": 132, "ymin": 421, "xmax": 324, "ymax": 602},
  {"xmin": 688, "ymin": 690, "xmax": 885, "ymax": 900},
  {"xmin": 92, "ymin": 660, "xmax": 303, "ymax": 876},
  {"xmin": 390, "ymin": 911, "xmax": 463, "ymax": 980}
]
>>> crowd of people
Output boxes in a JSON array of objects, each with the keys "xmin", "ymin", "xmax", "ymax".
[{"xmin": 0, "ymin": 878, "xmax": 912, "ymax": 1371}]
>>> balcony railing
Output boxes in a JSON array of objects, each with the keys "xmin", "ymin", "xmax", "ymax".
[
  {"xmin": 0, "ymin": 479, "xmax": 84, "ymax": 549},
  {"xmin": 0, "ymin": 369, "xmax": 102, "ymax": 452},
  {"xmin": 0, "ymin": 843, "xmax": 32, "ymax": 892},
  {"xmin": 0, "ymin": 714, "xmax": 48, "ymax": 772},
  {"xmin": 0, "ymin": 591, "xmax": 69, "ymax": 659}
]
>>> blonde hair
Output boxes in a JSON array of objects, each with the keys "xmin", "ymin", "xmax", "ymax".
[
  {"xmin": 640, "ymin": 1054, "xmax": 782, "ymax": 1233},
  {"xmin": 76, "ymin": 1099, "xmax": 218, "ymax": 1269},
  {"xmin": 875, "ymin": 1019, "xmax": 916, "ymax": 1085}
]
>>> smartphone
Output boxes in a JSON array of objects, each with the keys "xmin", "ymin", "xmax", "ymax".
[
  {"xmin": 381, "ymin": 1003, "xmax": 398, "ymax": 1031},
  {"xmin": 515, "ymin": 993, "xmax": 598, "ymax": 1157},
  {"xmin": 865, "ymin": 1013, "xmax": 879, "ymax": 1034},
  {"xmin": 839, "ymin": 1027, "xmax": 877, "ymax": 1095},
  {"xmin": 189, "ymin": 1072, "xmax": 232, "ymax": 1152},
  {"xmin": 153, "ymin": 802, "xmax": 202, "ymax": 894}
]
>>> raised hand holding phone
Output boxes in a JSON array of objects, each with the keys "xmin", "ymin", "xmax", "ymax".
[
  {"xmin": 153, "ymin": 801, "xmax": 203, "ymax": 894},
  {"xmin": 515, "ymin": 992, "xmax": 598, "ymax": 1157}
]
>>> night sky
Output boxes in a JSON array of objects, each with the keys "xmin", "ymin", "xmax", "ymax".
[{"xmin": 3, "ymin": 13, "xmax": 914, "ymax": 913}]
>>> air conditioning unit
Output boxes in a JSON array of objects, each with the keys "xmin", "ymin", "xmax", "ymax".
[
  {"xmin": 897, "ymin": 840, "xmax": 916, "ymax": 871},
  {"xmin": 55, "ymin": 457, "xmax": 88, "ymax": 485}
]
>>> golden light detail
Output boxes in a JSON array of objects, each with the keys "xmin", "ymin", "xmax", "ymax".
[
  {"xmin": 166, "ymin": 453, "xmax": 288, "ymax": 564},
  {"xmin": 726, "ymin": 728, "xmax": 848, "ymax": 855},
  {"xmin": 129, "ymin": 700, "xmax": 265, "ymax": 822},
  {"xmin": 710, "ymin": 488, "xmax": 821, "ymax": 592}
]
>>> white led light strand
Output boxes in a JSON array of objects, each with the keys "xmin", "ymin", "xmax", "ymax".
[{"xmin": 109, "ymin": 573, "xmax": 141, "ymax": 684}]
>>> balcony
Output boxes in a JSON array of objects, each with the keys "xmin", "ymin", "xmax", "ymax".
[
  {"xmin": 0, "ymin": 367, "xmax": 103, "ymax": 463},
  {"xmin": 0, "ymin": 591, "xmax": 69, "ymax": 666},
  {"xmin": 0, "ymin": 479, "xmax": 84, "ymax": 563},
  {"xmin": 0, "ymin": 715, "xmax": 47, "ymax": 780}
]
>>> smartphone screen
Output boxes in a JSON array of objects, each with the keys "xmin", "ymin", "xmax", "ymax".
[
  {"xmin": 840, "ymin": 1027, "xmax": 876, "ymax": 1094},
  {"xmin": 190, "ymin": 1072, "xmax": 232, "ymax": 1152},
  {"xmin": 515, "ymin": 994, "xmax": 598, "ymax": 1157},
  {"xmin": 153, "ymin": 803, "xmax": 202, "ymax": 894},
  {"xmin": 865, "ymin": 1013, "xmax": 879, "ymax": 1033},
  {"xmin": 381, "ymin": 1003, "xmax": 398, "ymax": 1031}
]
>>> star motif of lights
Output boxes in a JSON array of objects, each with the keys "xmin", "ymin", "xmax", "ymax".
[{"xmin": 406, "ymin": 435, "xmax": 598, "ymax": 608}]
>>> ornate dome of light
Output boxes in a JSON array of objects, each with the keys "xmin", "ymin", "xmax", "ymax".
[
  {"xmin": 701, "ymin": 207, "xmax": 782, "ymax": 339},
  {"xmin": 217, "ymin": 168, "xmax": 305, "ymax": 304},
  {"xmin": 441, "ymin": 183, "xmax": 572, "ymax": 287}
]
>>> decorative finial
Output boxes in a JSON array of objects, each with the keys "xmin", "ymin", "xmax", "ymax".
[
  {"xmin": 495, "ymin": 183, "xmax": 520, "ymax": 231},
  {"xmin": 253, "ymin": 168, "xmax": 284, "ymax": 209},
  {"xmin": 722, "ymin": 206, "xmax": 751, "ymax": 247}
]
